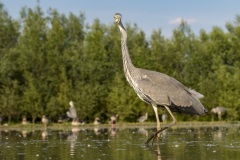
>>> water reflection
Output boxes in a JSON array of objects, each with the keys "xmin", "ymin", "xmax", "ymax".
[
  {"xmin": 21, "ymin": 130, "xmax": 28, "ymax": 138},
  {"xmin": 110, "ymin": 127, "xmax": 118, "ymax": 137},
  {"xmin": 67, "ymin": 127, "xmax": 80, "ymax": 155},
  {"xmin": 0, "ymin": 124, "xmax": 240, "ymax": 159},
  {"xmin": 41, "ymin": 128, "xmax": 48, "ymax": 140},
  {"xmin": 146, "ymin": 144, "xmax": 163, "ymax": 160},
  {"xmin": 93, "ymin": 126, "xmax": 102, "ymax": 135}
]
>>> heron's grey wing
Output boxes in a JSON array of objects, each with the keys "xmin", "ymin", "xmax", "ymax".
[
  {"xmin": 137, "ymin": 71, "xmax": 192, "ymax": 106},
  {"xmin": 136, "ymin": 70, "xmax": 206, "ymax": 115},
  {"xmin": 67, "ymin": 111, "xmax": 73, "ymax": 118},
  {"xmin": 69, "ymin": 106, "xmax": 77, "ymax": 119}
]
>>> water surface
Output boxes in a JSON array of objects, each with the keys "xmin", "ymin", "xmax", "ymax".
[{"xmin": 0, "ymin": 123, "xmax": 239, "ymax": 160}]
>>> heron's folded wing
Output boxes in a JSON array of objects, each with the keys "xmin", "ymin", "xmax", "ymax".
[
  {"xmin": 66, "ymin": 111, "xmax": 73, "ymax": 118},
  {"xmin": 69, "ymin": 107, "xmax": 77, "ymax": 119},
  {"xmin": 136, "ymin": 71, "xmax": 193, "ymax": 107}
]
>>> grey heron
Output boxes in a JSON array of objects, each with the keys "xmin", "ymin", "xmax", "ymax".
[
  {"xmin": 138, "ymin": 112, "xmax": 148, "ymax": 122},
  {"xmin": 211, "ymin": 106, "xmax": 227, "ymax": 121},
  {"xmin": 114, "ymin": 13, "xmax": 207, "ymax": 145},
  {"xmin": 67, "ymin": 101, "xmax": 81, "ymax": 125}
]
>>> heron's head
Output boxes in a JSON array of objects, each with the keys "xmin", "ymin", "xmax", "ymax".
[
  {"xmin": 114, "ymin": 13, "xmax": 122, "ymax": 24},
  {"xmin": 69, "ymin": 100, "xmax": 74, "ymax": 107}
]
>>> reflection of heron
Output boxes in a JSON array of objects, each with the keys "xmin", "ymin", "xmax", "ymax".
[
  {"xmin": 42, "ymin": 129, "xmax": 48, "ymax": 140},
  {"xmin": 146, "ymin": 144, "xmax": 162, "ymax": 160},
  {"xmin": 94, "ymin": 127, "xmax": 102, "ymax": 135},
  {"xmin": 213, "ymin": 129, "xmax": 223, "ymax": 141},
  {"xmin": 94, "ymin": 117, "xmax": 101, "ymax": 125},
  {"xmin": 110, "ymin": 127, "xmax": 117, "ymax": 137},
  {"xmin": 211, "ymin": 107, "xmax": 227, "ymax": 121},
  {"xmin": 161, "ymin": 114, "xmax": 168, "ymax": 123},
  {"xmin": 138, "ymin": 128, "xmax": 148, "ymax": 136},
  {"xmin": 67, "ymin": 127, "xmax": 80, "ymax": 155},
  {"xmin": 41, "ymin": 115, "xmax": 48, "ymax": 128},
  {"xmin": 68, "ymin": 128, "xmax": 80, "ymax": 142},
  {"xmin": 114, "ymin": 13, "xmax": 207, "ymax": 145},
  {"xmin": 67, "ymin": 101, "xmax": 81, "ymax": 126},
  {"xmin": 157, "ymin": 144, "xmax": 162, "ymax": 160},
  {"xmin": 138, "ymin": 113, "xmax": 148, "ymax": 122},
  {"xmin": 22, "ymin": 130, "xmax": 28, "ymax": 138}
]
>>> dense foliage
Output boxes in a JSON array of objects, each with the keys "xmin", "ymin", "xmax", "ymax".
[{"xmin": 0, "ymin": 4, "xmax": 240, "ymax": 123}]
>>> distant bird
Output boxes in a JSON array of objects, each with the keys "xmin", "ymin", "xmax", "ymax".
[
  {"xmin": 22, "ymin": 117, "xmax": 29, "ymax": 125},
  {"xmin": 93, "ymin": 117, "xmax": 101, "ymax": 125},
  {"xmin": 211, "ymin": 107, "xmax": 227, "ymax": 121},
  {"xmin": 110, "ymin": 114, "xmax": 119, "ymax": 125},
  {"xmin": 161, "ymin": 114, "xmax": 169, "ymax": 123},
  {"xmin": 41, "ymin": 115, "xmax": 48, "ymax": 128},
  {"xmin": 67, "ymin": 101, "xmax": 81, "ymax": 126},
  {"xmin": 67, "ymin": 101, "xmax": 77, "ymax": 119},
  {"xmin": 138, "ymin": 113, "xmax": 148, "ymax": 122},
  {"xmin": 114, "ymin": 13, "xmax": 207, "ymax": 145}
]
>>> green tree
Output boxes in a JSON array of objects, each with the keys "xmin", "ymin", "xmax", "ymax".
[
  {"xmin": 16, "ymin": 5, "xmax": 47, "ymax": 122},
  {"xmin": 149, "ymin": 29, "xmax": 166, "ymax": 71},
  {"xmin": 0, "ymin": 3, "xmax": 20, "ymax": 122},
  {"xmin": 44, "ymin": 11, "xmax": 85, "ymax": 120},
  {"xmin": 74, "ymin": 19, "xmax": 111, "ymax": 121}
]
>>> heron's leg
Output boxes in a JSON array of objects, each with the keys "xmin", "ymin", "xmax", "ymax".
[
  {"xmin": 145, "ymin": 104, "xmax": 161, "ymax": 145},
  {"xmin": 152, "ymin": 105, "xmax": 177, "ymax": 138},
  {"xmin": 152, "ymin": 104, "xmax": 161, "ymax": 131},
  {"xmin": 145, "ymin": 105, "xmax": 177, "ymax": 145},
  {"xmin": 163, "ymin": 105, "xmax": 177, "ymax": 127},
  {"xmin": 218, "ymin": 113, "xmax": 222, "ymax": 121}
]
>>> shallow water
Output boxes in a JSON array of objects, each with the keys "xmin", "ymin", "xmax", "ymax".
[{"xmin": 0, "ymin": 124, "xmax": 240, "ymax": 160}]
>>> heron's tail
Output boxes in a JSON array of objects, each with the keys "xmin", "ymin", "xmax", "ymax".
[{"xmin": 189, "ymin": 89, "xmax": 204, "ymax": 99}]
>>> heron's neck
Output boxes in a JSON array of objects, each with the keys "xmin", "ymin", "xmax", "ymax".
[{"xmin": 118, "ymin": 23, "xmax": 135, "ymax": 74}]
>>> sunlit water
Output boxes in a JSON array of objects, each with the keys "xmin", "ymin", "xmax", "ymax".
[{"xmin": 0, "ymin": 124, "xmax": 240, "ymax": 160}]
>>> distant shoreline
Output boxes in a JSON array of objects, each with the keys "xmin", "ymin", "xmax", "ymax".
[{"xmin": 1, "ymin": 121, "xmax": 239, "ymax": 131}]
